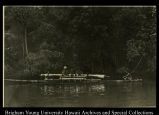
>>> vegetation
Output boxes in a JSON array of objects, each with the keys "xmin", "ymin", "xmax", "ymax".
[{"xmin": 4, "ymin": 7, "xmax": 156, "ymax": 80}]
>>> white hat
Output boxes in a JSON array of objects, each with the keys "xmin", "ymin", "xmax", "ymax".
[{"xmin": 64, "ymin": 66, "xmax": 67, "ymax": 69}]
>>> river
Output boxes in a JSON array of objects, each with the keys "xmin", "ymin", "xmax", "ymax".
[{"xmin": 4, "ymin": 81, "xmax": 156, "ymax": 107}]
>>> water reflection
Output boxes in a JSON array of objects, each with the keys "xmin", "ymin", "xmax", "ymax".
[
  {"xmin": 40, "ymin": 84, "xmax": 105, "ymax": 97},
  {"xmin": 4, "ymin": 81, "xmax": 156, "ymax": 107}
]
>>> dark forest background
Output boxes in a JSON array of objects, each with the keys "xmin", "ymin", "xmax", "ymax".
[{"xmin": 4, "ymin": 7, "xmax": 156, "ymax": 80}]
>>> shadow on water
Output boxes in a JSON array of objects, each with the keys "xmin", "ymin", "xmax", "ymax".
[{"xmin": 4, "ymin": 81, "xmax": 156, "ymax": 107}]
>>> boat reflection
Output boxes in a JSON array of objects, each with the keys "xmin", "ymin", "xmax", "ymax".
[
  {"xmin": 40, "ymin": 84, "xmax": 105, "ymax": 97},
  {"xmin": 4, "ymin": 81, "xmax": 155, "ymax": 107}
]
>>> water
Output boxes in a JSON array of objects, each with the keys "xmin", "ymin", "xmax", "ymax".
[{"xmin": 4, "ymin": 81, "xmax": 156, "ymax": 107}]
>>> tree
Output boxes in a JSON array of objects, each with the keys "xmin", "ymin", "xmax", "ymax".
[
  {"xmin": 5, "ymin": 7, "xmax": 42, "ymax": 58},
  {"xmin": 4, "ymin": 7, "xmax": 156, "ymax": 80}
]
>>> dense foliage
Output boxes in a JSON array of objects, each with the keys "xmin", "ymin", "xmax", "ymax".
[{"xmin": 4, "ymin": 7, "xmax": 156, "ymax": 80}]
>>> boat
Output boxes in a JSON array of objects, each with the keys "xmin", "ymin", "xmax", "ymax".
[
  {"xmin": 4, "ymin": 74, "xmax": 108, "ymax": 84},
  {"xmin": 39, "ymin": 74, "xmax": 107, "ymax": 84},
  {"xmin": 105, "ymin": 79, "xmax": 143, "ymax": 82},
  {"xmin": 4, "ymin": 73, "xmax": 142, "ymax": 84}
]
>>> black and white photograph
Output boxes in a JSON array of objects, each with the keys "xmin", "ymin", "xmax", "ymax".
[{"xmin": 3, "ymin": 6, "xmax": 156, "ymax": 107}]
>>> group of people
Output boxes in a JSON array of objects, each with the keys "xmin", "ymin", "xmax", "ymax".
[{"xmin": 61, "ymin": 65, "xmax": 82, "ymax": 77}]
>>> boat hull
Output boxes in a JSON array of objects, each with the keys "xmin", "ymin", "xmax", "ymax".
[{"xmin": 4, "ymin": 79, "xmax": 104, "ymax": 85}]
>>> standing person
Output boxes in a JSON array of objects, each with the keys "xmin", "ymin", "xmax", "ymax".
[{"xmin": 62, "ymin": 65, "xmax": 68, "ymax": 76}]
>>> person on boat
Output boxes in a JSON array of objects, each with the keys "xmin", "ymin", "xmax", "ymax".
[
  {"xmin": 62, "ymin": 65, "xmax": 68, "ymax": 76},
  {"xmin": 44, "ymin": 71, "xmax": 49, "ymax": 80},
  {"xmin": 77, "ymin": 69, "xmax": 82, "ymax": 76},
  {"xmin": 74, "ymin": 69, "xmax": 83, "ymax": 77}
]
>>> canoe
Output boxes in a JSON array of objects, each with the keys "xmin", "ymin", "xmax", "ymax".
[
  {"xmin": 105, "ymin": 79, "xmax": 143, "ymax": 82},
  {"xmin": 40, "ymin": 74, "xmax": 109, "ymax": 79}
]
